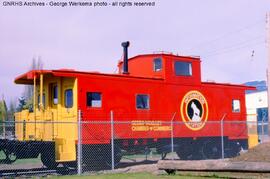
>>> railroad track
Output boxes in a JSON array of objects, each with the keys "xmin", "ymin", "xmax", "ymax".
[{"xmin": 0, "ymin": 167, "xmax": 77, "ymax": 177}]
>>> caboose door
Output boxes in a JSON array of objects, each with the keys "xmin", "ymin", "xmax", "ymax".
[
  {"xmin": 48, "ymin": 82, "xmax": 59, "ymax": 139},
  {"xmin": 55, "ymin": 77, "xmax": 78, "ymax": 162}
]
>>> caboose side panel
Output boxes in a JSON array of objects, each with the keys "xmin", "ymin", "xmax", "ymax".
[{"xmin": 77, "ymin": 73, "xmax": 248, "ymax": 151}]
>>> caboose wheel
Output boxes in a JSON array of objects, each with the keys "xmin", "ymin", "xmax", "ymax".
[
  {"xmin": 1, "ymin": 149, "xmax": 17, "ymax": 164},
  {"xmin": 202, "ymin": 140, "xmax": 221, "ymax": 159},
  {"xmin": 41, "ymin": 152, "xmax": 59, "ymax": 169},
  {"xmin": 224, "ymin": 141, "xmax": 241, "ymax": 158},
  {"xmin": 176, "ymin": 147, "xmax": 203, "ymax": 160},
  {"xmin": 176, "ymin": 150, "xmax": 193, "ymax": 160},
  {"xmin": 105, "ymin": 145, "xmax": 122, "ymax": 167},
  {"xmin": 5, "ymin": 150, "xmax": 17, "ymax": 164}
]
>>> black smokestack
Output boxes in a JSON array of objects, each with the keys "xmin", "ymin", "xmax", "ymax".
[{"xmin": 121, "ymin": 41, "xmax": 130, "ymax": 74}]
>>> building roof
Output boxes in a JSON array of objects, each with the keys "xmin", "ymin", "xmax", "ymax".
[{"xmin": 244, "ymin": 81, "xmax": 267, "ymax": 94}]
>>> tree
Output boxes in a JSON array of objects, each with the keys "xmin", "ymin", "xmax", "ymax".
[
  {"xmin": 21, "ymin": 56, "xmax": 44, "ymax": 110},
  {"xmin": 8, "ymin": 99, "xmax": 16, "ymax": 120},
  {"xmin": 0, "ymin": 98, "xmax": 8, "ymax": 121},
  {"xmin": 0, "ymin": 97, "xmax": 8, "ymax": 135},
  {"xmin": 24, "ymin": 56, "xmax": 44, "ymax": 101},
  {"xmin": 16, "ymin": 96, "xmax": 26, "ymax": 112}
]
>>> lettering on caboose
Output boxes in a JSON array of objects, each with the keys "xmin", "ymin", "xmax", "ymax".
[{"xmin": 131, "ymin": 120, "xmax": 171, "ymax": 131}]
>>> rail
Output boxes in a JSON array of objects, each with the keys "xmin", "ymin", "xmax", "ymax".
[{"xmin": 0, "ymin": 167, "xmax": 76, "ymax": 177}]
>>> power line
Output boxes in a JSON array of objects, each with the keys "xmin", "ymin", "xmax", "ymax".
[
  {"xmin": 185, "ymin": 18, "xmax": 265, "ymax": 53},
  {"xmin": 203, "ymin": 41, "xmax": 264, "ymax": 57},
  {"xmin": 202, "ymin": 35, "xmax": 264, "ymax": 55},
  {"xmin": 202, "ymin": 40, "xmax": 264, "ymax": 57}
]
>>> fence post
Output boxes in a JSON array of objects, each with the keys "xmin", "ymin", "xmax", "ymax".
[
  {"xmin": 0, "ymin": 121, "xmax": 2, "ymax": 139},
  {"xmin": 170, "ymin": 120, "xmax": 174, "ymax": 160},
  {"xmin": 77, "ymin": 110, "xmax": 82, "ymax": 175},
  {"xmin": 220, "ymin": 114, "xmax": 226, "ymax": 159},
  {"xmin": 220, "ymin": 119, "xmax": 224, "ymax": 159},
  {"xmin": 171, "ymin": 112, "xmax": 176, "ymax": 160},
  {"xmin": 110, "ymin": 110, "xmax": 115, "ymax": 170},
  {"xmin": 2, "ymin": 117, "xmax": 5, "ymax": 139},
  {"xmin": 261, "ymin": 119, "xmax": 264, "ymax": 143}
]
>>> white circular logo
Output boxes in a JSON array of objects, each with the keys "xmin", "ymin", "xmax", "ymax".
[{"xmin": 180, "ymin": 90, "xmax": 209, "ymax": 131}]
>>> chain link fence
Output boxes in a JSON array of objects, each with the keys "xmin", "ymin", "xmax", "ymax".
[{"xmin": 0, "ymin": 111, "xmax": 268, "ymax": 176}]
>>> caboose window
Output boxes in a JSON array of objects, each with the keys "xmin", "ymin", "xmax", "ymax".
[
  {"xmin": 232, "ymin": 99, "xmax": 240, "ymax": 113},
  {"xmin": 87, "ymin": 92, "xmax": 102, "ymax": 107},
  {"xmin": 53, "ymin": 85, "xmax": 58, "ymax": 104},
  {"xmin": 136, "ymin": 94, "xmax": 149, "ymax": 109},
  {"xmin": 154, "ymin": 58, "xmax": 162, "ymax": 71},
  {"xmin": 174, "ymin": 61, "xmax": 192, "ymax": 76},
  {"xmin": 65, "ymin": 89, "xmax": 73, "ymax": 108}
]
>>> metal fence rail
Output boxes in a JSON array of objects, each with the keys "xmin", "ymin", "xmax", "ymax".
[{"xmin": 0, "ymin": 111, "xmax": 268, "ymax": 176}]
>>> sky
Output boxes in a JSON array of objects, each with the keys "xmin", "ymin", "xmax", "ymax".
[{"xmin": 0, "ymin": 0, "xmax": 270, "ymax": 106}]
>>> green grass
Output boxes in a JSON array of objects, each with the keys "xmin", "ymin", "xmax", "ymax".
[
  {"xmin": 49, "ymin": 173, "xmax": 223, "ymax": 179},
  {"xmin": 123, "ymin": 154, "xmax": 160, "ymax": 160},
  {"xmin": 14, "ymin": 157, "xmax": 41, "ymax": 164},
  {"xmin": 0, "ymin": 150, "xmax": 41, "ymax": 164},
  {"xmin": 0, "ymin": 150, "xmax": 6, "ymax": 160}
]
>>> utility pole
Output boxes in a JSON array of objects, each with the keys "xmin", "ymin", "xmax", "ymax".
[{"xmin": 267, "ymin": 12, "xmax": 270, "ymax": 139}]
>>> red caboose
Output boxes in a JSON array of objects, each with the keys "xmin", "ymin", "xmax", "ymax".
[{"xmin": 13, "ymin": 41, "xmax": 253, "ymax": 168}]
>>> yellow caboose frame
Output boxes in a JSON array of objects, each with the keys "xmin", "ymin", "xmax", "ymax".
[{"xmin": 15, "ymin": 70, "xmax": 78, "ymax": 163}]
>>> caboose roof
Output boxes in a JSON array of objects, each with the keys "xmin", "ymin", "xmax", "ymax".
[
  {"xmin": 202, "ymin": 81, "xmax": 255, "ymax": 90},
  {"xmin": 15, "ymin": 70, "xmax": 52, "ymax": 84},
  {"xmin": 14, "ymin": 69, "xmax": 254, "ymax": 90},
  {"xmin": 14, "ymin": 68, "xmax": 164, "ymax": 85},
  {"xmin": 14, "ymin": 53, "xmax": 255, "ymax": 90},
  {"xmin": 15, "ymin": 53, "xmax": 196, "ymax": 84},
  {"xmin": 117, "ymin": 53, "xmax": 201, "ymax": 65}
]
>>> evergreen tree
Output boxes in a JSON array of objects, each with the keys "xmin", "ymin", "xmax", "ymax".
[
  {"xmin": 22, "ymin": 56, "xmax": 44, "ymax": 110},
  {"xmin": 16, "ymin": 96, "xmax": 26, "ymax": 112},
  {"xmin": 0, "ymin": 99, "xmax": 7, "ymax": 120},
  {"xmin": 0, "ymin": 98, "xmax": 8, "ymax": 135},
  {"xmin": 8, "ymin": 99, "xmax": 16, "ymax": 121}
]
